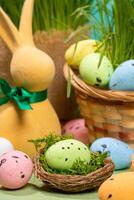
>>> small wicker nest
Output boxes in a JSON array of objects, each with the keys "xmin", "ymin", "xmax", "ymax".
[
  {"xmin": 33, "ymin": 155, "xmax": 114, "ymax": 193},
  {"xmin": 64, "ymin": 64, "xmax": 134, "ymax": 147}
]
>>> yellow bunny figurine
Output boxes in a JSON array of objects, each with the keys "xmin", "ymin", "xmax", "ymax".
[{"xmin": 0, "ymin": 0, "xmax": 61, "ymax": 157}]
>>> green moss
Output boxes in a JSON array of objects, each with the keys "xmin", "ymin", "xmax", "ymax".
[
  {"xmin": 39, "ymin": 150, "xmax": 108, "ymax": 175},
  {"xmin": 29, "ymin": 133, "xmax": 73, "ymax": 151},
  {"xmin": 29, "ymin": 134, "xmax": 108, "ymax": 175}
]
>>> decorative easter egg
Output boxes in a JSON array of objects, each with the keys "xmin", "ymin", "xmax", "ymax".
[
  {"xmin": 45, "ymin": 139, "xmax": 90, "ymax": 170},
  {"xmin": 0, "ymin": 137, "xmax": 14, "ymax": 156},
  {"xmin": 98, "ymin": 172, "xmax": 134, "ymax": 200},
  {"xmin": 79, "ymin": 53, "xmax": 113, "ymax": 87},
  {"xmin": 90, "ymin": 137, "xmax": 133, "ymax": 170},
  {"xmin": 109, "ymin": 59, "xmax": 134, "ymax": 90},
  {"xmin": 0, "ymin": 150, "xmax": 33, "ymax": 189},
  {"xmin": 65, "ymin": 39, "xmax": 98, "ymax": 69},
  {"xmin": 62, "ymin": 119, "xmax": 90, "ymax": 144},
  {"xmin": 130, "ymin": 154, "xmax": 134, "ymax": 171}
]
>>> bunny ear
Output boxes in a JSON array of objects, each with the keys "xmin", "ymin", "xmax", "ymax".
[
  {"xmin": 19, "ymin": 0, "xmax": 35, "ymax": 46},
  {"xmin": 0, "ymin": 7, "xmax": 20, "ymax": 52}
]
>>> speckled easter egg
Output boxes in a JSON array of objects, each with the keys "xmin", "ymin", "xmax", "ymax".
[
  {"xmin": 65, "ymin": 39, "xmax": 98, "ymax": 69},
  {"xmin": 98, "ymin": 172, "xmax": 134, "ymax": 200},
  {"xmin": 0, "ymin": 150, "xmax": 33, "ymax": 189},
  {"xmin": 62, "ymin": 119, "xmax": 90, "ymax": 145},
  {"xmin": 109, "ymin": 60, "xmax": 134, "ymax": 90},
  {"xmin": 90, "ymin": 137, "xmax": 133, "ymax": 170},
  {"xmin": 0, "ymin": 137, "xmax": 14, "ymax": 156},
  {"xmin": 45, "ymin": 139, "xmax": 90, "ymax": 170},
  {"xmin": 130, "ymin": 154, "xmax": 134, "ymax": 171},
  {"xmin": 79, "ymin": 53, "xmax": 113, "ymax": 87}
]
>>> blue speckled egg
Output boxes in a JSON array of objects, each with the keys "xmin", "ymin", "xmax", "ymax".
[
  {"xmin": 109, "ymin": 60, "xmax": 134, "ymax": 90},
  {"xmin": 90, "ymin": 137, "xmax": 134, "ymax": 170}
]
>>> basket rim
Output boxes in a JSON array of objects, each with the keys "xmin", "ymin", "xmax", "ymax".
[{"xmin": 63, "ymin": 63, "xmax": 134, "ymax": 103}]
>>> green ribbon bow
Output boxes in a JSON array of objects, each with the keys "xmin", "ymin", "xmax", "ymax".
[{"xmin": 0, "ymin": 79, "xmax": 47, "ymax": 110}]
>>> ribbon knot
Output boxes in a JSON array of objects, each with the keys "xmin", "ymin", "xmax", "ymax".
[{"xmin": 0, "ymin": 79, "xmax": 47, "ymax": 110}]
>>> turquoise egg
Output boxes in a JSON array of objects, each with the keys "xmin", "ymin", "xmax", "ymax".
[
  {"xmin": 90, "ymin": 137, "xmax": 133, "ymax": 170},
  {"xmin": 45, "ymin": 139, "xmax": 91, "ymax": 170},
  {"xmin": 79, "ymin": 53, "xmax": 113, "ymax": 87},
  {"xmin": 109, "ymin": 59, "xmax": 134, "ymax": 90}
]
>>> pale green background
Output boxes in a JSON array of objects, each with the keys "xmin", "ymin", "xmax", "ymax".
[
  {"xmin": 0, "ymin": 176, "xmax": 99, "ymax": 200},
  {"xmin": 0, "ymin": 170, "xmax": 127, "ymax": 200}
]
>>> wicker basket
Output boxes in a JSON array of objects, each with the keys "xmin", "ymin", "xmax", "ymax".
[
  {"xmin": 34, "ymin": 155, "xmax": 114, "ymax": 193},
  {"xmin": 64, "ymin": 64, "xmax": 134, "ymax": 148}
]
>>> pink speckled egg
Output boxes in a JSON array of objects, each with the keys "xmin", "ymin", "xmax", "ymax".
[
  {"xmin": 62, "ymin": 119, "xmax": 90, "ymax": 144},
  {"xmin": 0, "ymin": 150, "xmax": 33, "ymax": 189}
]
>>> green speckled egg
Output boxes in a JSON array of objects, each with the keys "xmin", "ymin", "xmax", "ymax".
[
  {"xmin": 79, "ymin": 53, "xmax": 113, "ymax": 87},
  {"xmin": 45, "ymin": 139, "xmax": 90, "ymax": 170}
]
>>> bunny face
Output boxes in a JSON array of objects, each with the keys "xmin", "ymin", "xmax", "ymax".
[{"xmin": 11, "ymin": 46, "xmax": 55, "ymax": 91}]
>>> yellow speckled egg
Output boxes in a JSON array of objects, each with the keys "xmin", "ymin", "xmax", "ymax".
[
  {"xmin": 98, "ymin": 172, "xmax": 134, "ymax": 200},
  {"xmin": 65, "ymin": 39, "xmax": 98, "ymax": 69},
  {"xmin": 130, "ymin": 154, "xmax": 134, "ymax": 171}
]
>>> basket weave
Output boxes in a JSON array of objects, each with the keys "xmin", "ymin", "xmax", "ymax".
[
  {"xmin": 34, "ymin": 155, "xmax": 114, "ymax": 193},
  {"xmin": 64, "ymin": 64, "xmax": 134, "ymax": 148}
]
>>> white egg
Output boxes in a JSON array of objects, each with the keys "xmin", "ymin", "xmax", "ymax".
[{"xmin": 0, "ymin": 137, "xmax": 14, "ymax": 156}]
